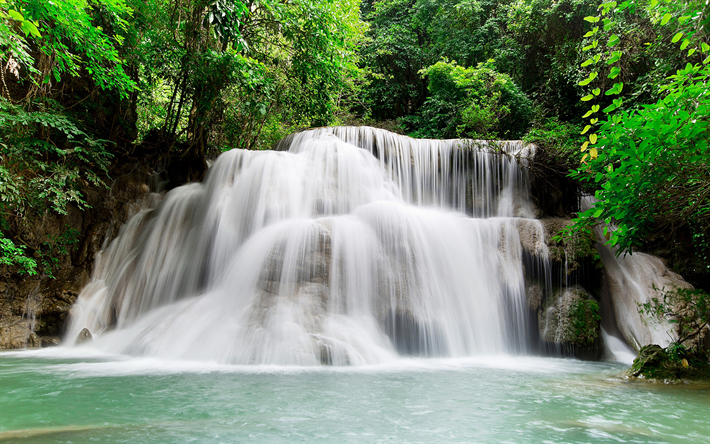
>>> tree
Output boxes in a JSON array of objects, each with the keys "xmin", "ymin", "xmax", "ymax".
[
  {"xmin": 569, "ymin": 0, "xmax": 710, "ymax": 284},
  {"xmin": 408, "ymin": 59, "xmax": 532, "ymax": 139}
]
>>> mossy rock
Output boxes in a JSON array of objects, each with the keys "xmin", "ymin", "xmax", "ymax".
[{"xmin": 628, "ymin": 344, "xmax": 710, "ymax": 381}]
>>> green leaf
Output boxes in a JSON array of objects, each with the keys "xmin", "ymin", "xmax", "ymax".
[
  {"xmin": 21, "ymin": 20, "xmax": 41, "ymax": 38},
  {"xmin": 7, "ymin": 9, "xmax": 23, "ymax": 21},
  {"xmin": 579, "ymin": 72, "xmax": 598, "ymax": 86},
  {"xmin": 593, "ymin": 88, "xmax": 601, "ymax": 96},
  {"xmin": 581, "ymin": 125, "xmax": 591, "ymax": 134},
  {"xmin": 584, "ymin": 16, "xmax": 600, "ymax": 23},
  {"xmin": 590, "ymin": 147, "xmax": 598, "ymax": 159},
  {"xmin": 608, "ymin": 66, "xmax": 621, "ymax": 78},
  {"xmin": 660, "ymin": 13, "xmax": 672, "ymax": 26},
  {"xmin": 590, "ymin": 134, "xmax": 598, "ymax": 144},
  {"xmin": 671, "ymin": 32, "xmax": 683, "ymax": 43},
  {"xmin": 581, "ymin": 94, "xmax": 594, "ymax": 101},
  {"xmin": 581, "ymin": 58, "xmax": 594, "ymax": 67},
  {"xmin": 607, "ymin": 35, "xmax": 620, "ymax": 47},
  {"xmin": 680, "ymin": 39, "xmax": 690, "ymax": 50},
  {"xmin": 604, "ymin": 82, "xmax": 623, "ymax": 95},
  {"xmin": 702, "ymin": 43, "xmax": 710, "ymax": 53},
  {"xmin": 607, "ymin": 51, "xmax": 622, "ymax": 64}
]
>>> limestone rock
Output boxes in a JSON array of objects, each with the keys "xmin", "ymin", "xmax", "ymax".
[
  {"xmin": 76, "ymin": 328, "xmax": 93, "ymax": 345},
  {"xmin": 537, "ymin": 286, "xmax": 601, "ymax": 359},
  {"xmin": 27, "ymin": 332, "xmax": 41, "ymax": 348},
  {"xmin": 0, "ymin": 318, "xmax": 30, "ymax": 349}
]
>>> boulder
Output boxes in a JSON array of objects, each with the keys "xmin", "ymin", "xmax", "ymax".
[{"xmin": 76, "ymin": 328, "xmax": 93, "ymax": 345}]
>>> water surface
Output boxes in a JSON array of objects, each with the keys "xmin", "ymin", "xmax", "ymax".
[{"xmin": 2, "ymin": 351, "xmax": 708, "ymax": 443}]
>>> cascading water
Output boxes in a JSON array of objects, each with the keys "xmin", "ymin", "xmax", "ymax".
[{"xmin": 66, "ymin": 127, "xmax": 548, "ymax": 365}]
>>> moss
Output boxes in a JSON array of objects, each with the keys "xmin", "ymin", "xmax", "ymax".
[
  {"xmin": 567, "ymin": 297, "xmax": 600, "ymax": 347},
  {"xmin": 549, "ymin": 227, "xmax": 602, "ymax": 273},
  {"xmin": 628, "ymin": 344, "xmax": 710, "ymax": 381}
]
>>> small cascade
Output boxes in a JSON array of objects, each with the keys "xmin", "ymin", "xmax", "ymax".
[
  {"xmin": 596, "ymin": 237, "xmax": 690, "ymax": 350},
  {"xmin": 67, "ymin": 127, "xmax": 548, "ymax": 365},
  {"xmin": 581, "ymin": 196, "xmax": 693, "ymax": 352},
  {"xmin": 601, "ymin": 328, "xmax": 636, "ymax": 364}
]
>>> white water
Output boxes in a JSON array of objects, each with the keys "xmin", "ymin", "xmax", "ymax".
[
  {"xmin": 67, "ymin": 127, "xmax": 548, "ymax": 365},
  {"xmin": 601, "ymin": 328, "xmax": 636, "ymax": 365}
]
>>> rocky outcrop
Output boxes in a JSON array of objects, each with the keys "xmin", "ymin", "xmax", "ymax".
[
  {"xmin": 517, "ymin": 218, "xmax": 603, "ymax": 359},
  {"xmin": 627, "ymin": 344, "xmax": 710, "ymax": 381},
  {"xmin": 537, "ymin": 286, "xmax": 601, "ymax": 359},
  {"xmin": 0, "ymin": 164, "xmax": 163, "ymax": 349}
]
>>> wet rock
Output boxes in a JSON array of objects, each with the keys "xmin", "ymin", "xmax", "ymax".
[
  {"xmin": 629, "ymin": 345, "xmax": 668, "ymax": 378},
  {"xmin": 627, "ymin": 344, "xmax": 710, "ymax": 380},
  {"xmin": 41, "ymin": 336, "xmax": 61, "ymax": 347},
  {"xmin": 76, "ymin": 328, "xmax": 93, "ymax": 344},
  {"xmin": 537, "ymin": 286, "xmax": 601, "ymax": 359},
  {"xmin": 27, "ymin": 332, "xmax": 41, "ymax": 348},
  {"xmin": 0, "ymin": 318, "xmax": 30, "ymax": 349}
]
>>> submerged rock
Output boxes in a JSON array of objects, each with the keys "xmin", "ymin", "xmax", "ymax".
[{"xmin": 76, "ymin": 328, "xmax": 93, "ymax": 345}]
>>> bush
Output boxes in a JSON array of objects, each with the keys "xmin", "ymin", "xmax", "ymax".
[{"xmin": 407, "ymin": 59, "xmax": 533, "ymax": 139}]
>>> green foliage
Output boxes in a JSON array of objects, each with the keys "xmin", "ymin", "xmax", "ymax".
[
  {"xmin": 0, "ymin": 0, "xmax": 136, "ymax": 98},
  {"xmin": 135, "ymin": 0, "xmax": 365, "ymax": 152},
  {"xmin": 359, "ymin": 0, "xmax": 595, "ymax": 124},
  {"xmin": 0, "ymin": 98, "xmax": 111, "ymax": 219},
  {"xmin": 34, "ymin": 227, "xmax": 80, "ymax": 278},
  {"xmin": 0, "ymin": 98, "xmax": 110, "ymax": 277},
  {"xmin": 523, "ymin": 116, "xmax": 582, "ymax": 165},
  {"xmin": 638, "ymin": 287, "xmax": 710, "ymax": 347},
  {"xmin": 0, "ymin": 233, "xmax": 37, "ymax": 275},
  {"xmin": 568, "ymin": 297, "xmax": 600, "ymax": 347},
  {"xmin": 408, "ymin": 59, "xmax": 532, "ymax": 139},
  {"xmin": 568, "ymin": 0, "xmax": 710, "ymax": 265}
]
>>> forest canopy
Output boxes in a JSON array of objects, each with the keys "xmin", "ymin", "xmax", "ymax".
[{"xmin": 0, "ymin": 0, "xmax": 708, "ymax": 288}]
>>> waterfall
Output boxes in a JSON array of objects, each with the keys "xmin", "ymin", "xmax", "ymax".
[{"xmin": 66, "ymin": 127, "xmax": 546, "ymax": 365}]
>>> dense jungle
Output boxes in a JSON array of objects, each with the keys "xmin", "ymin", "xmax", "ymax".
[
  {"xmin": 2, "ymin": 1, "xmax": 710, "ymax": 442},
  {"xmin": 1, "ymin": 0, "xmax": 709, "ymax": 371}
]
